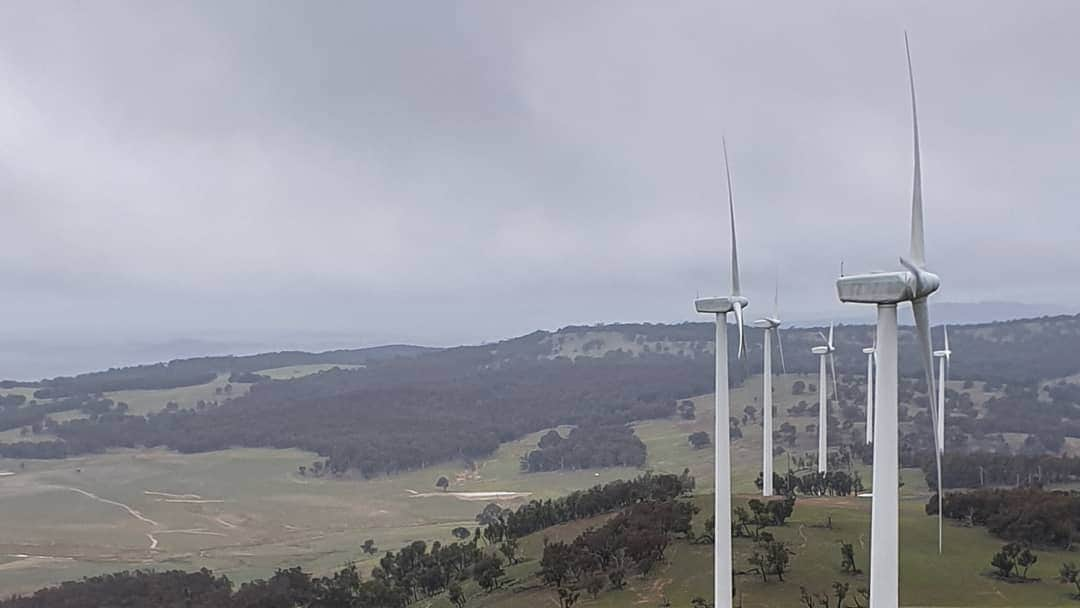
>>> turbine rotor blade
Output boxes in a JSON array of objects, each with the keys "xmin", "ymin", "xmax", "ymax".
[
  {"xmin": 913, "ymin": 295, "xmax": 943, "ymax": 553},
  {"xmin": 733, "ymin": 302, "xmax": 747, "ymax": 359},
  {"xmin": 944, "ymin": 324, "xmax": 950, "ymax": 354},
  {"xmin": 722, "ymin": 137, "xmax": 741, "ymax": 297},
  {"xmin": 776, "ymin": 328, "xmax": 787, "ymax": 374},
  {"xmin": 906, "ymin": 32, "xmax": 926, "ymax": 267},
  {"xmin": 774, "ymin": 277, "xmax": 780, "ymax": 319},
  {"xmin": 828, "ymin": 323, "xmax": 835, "ymax": 349},
  {"xmin": 829, "ymin": 353, "xmax": 839, "ymax": 401}
]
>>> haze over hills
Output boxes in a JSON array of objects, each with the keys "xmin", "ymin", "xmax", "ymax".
[{"xmin": 1, "ymin": 301, "xmax": 1068, "ymax": 381}]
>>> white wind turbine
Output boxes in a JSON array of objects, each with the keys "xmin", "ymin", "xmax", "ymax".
[
  {"xmin": 934, "ymin": 325, "xmax": 952, "ymax": 454},
  {"xmin": 863, "ymin": 342, "xmax": 876, "ymax": 445},
  {"xmin": 753, "ymin": 283, "xmax": 786, "ymax": 496},
  {"xmin": 811, "ymin": 324, "xmax": 838, "ymax": 473},
  {"xmin": 694, "ymin": 137, "xmax": 748, "ymax": 605},
  {"xmin": 835, "ymin": 36, "xmax": 945, "ymax": 604}
]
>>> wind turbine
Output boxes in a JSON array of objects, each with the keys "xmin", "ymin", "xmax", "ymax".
[
  {"xmin": 863, "ymin": 344, "xmax": 876, "ymax": 445},
  {"xmin": 694, "ymin": 137, "xmax": 748, "ymax": 605},
  {"xmin": 811, "ymin": 324, "xmax": 838, "ymax": 473},
  {"xmin": 934, "ymin": 325, "xmax": 952, "ymax": 454},
  {"xmin": 753, "ymin": 283, "xmax": 786, "ymax": 496},
  {"xmin": 835, "ymin": 35, "xmax": 944, "ymax": 604}
]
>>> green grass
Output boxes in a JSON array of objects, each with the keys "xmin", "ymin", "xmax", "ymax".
[
  {"xmin": 106, "ymin": 374, "xmax": 251, "ymax": 416},
  {"xmin": 425, "ymin": 493, "xmax": 1080, "ymax": 607}
]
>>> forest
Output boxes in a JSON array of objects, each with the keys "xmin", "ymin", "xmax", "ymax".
[
  {"xmin": 519, "ymin": 424, "xmax": 647, "ymax": 472},
  {"xmin": 10, "ymin": 355, "xmax": 706, "ymax": 477},
  {"xmin": 934, "ymin": 487, "xmax": 1080, "ymax": 549}
]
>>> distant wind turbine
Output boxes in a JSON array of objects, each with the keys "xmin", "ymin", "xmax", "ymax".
[
  {"xmin": 863, "ymin": 343, "xmax": 876, "ymax": 445},
  {"xmin": 835, "ymin": 35, "xmax": 945, "ymax": 604},
  {"xmin": 811, "ymin": 324, "xmax": 838, "ymax": 473},
  {"xmin": 753, "ymin": 282, "xmax": 786, "ymax": 496},
  {"xmin": 694, "ymin": 137, "xmax": 748, "ymax": 605},
  {"xmin": 934, "ymin": 325, "xmax": 952, "ymax": 454}
]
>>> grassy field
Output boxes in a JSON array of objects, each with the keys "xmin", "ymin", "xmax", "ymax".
[
  {"xmin": 0, "ymin": 372, "xmax": 1063, "ymax": 604},
  {"xmin": 420, "ymin": 492, "xmax": 1080, "ymax": 608}
]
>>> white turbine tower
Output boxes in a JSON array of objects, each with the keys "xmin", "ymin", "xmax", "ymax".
[
  {"xmin": 934, "ymin": 325, "xmax": 952, "ymax": 454},
  {"xmin": 835, "ymin": 35, "xmax": 945, "ymax": 605},
  {"xmin": 753, "ymin": 284, "xmax": 786, "ymax": 496},
  {"xmin": 811, "ymin": 324, "xmax": 838, "ymax": 473},
  {"xmin": 694, "ymin": 137, "xmax": 748, "ymax": 605},
  {"xmin": 863, "ymin": 344, "xmax": 876, "ymax": 445}
]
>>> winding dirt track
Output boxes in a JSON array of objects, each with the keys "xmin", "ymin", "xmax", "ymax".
[{"xmin": 65, "ymin": 487, "xmax": 159, "ymax": 527}]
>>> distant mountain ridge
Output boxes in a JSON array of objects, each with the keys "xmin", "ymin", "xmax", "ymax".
[{"xmin": 6, "ymin": 311, "xmax": 1079, "ymax": 394}]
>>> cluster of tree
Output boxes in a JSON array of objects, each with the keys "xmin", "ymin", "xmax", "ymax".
[
  {"xmin": 688, "ymin": 431, "xmax": 711, "ymax": 449},
  {"xmin": 989, "ymin": 542, "xmax": 1039, "ymax": 580},
  {"xmin": 28, "ymin": 356, "xmax": 703, "ymax": 478},
  {"xmin": 757, "ymin": 470, "xmax": 865, "ymax": 497},
  {"xmin": 495, "ymin": 472, "xmax": 694, "ymax": 540},
  {"xmin": 747, "ymin": 533, "xmax": 795, "ymax": 583},
  {"xmin": 676, "ymin": 399, "xmax": 696, "ymax": 419},
  {"xmin": 799, "ymin": 582, "xmax": 868, "ymax": 608},
  {"xmin": 539, "ymin": 499, "xmax": 697, "ymax": 599},
  {"xmin": 732, "ymin": 496, "xmax": 797, "ymax": 539},
  {"xmin": 228, "ymin": 371, "xmax": 269, "ymax": 383},
  {"xmin": 520, "ymin": 425, "xmax": 646, "ymax": 473},
  {"xmin": 916, "ymin": 452, "xmax": 1080, "ymax": 490},
  {"xmin": 934, "ymin": 488, "xmax": 1080, "ymax": 549},
  {"xmin": 0, "ymin": 552, "xmax": 484, "ymax": 608},
  {"xmin": 0, "ymin": 395, "xmax": 116, "ymax": 434}
]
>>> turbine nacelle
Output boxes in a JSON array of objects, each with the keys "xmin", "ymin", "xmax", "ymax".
[
  {"xmin": 862, "ymin": 347, "xmax": 876, "ymax": 355},
  {"xmin": 752, "ymin": 317, "xmax": 781, "ymax": 329},
  {"xmin": 836, "ymin": 267, "xmax": 940, "ymax": 305},
  {"xmin": 695, "ymin": 296, "xmax": 749, "ymax": 314},
  {"xmin": 811, "ymin": 346, "xmax": 830, "ymax": 355}
]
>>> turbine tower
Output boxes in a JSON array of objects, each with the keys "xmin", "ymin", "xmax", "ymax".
[
  {"xmin": 863, "ymin": 345, "xmax": 876, "ymax": 445},
  {"xmin": 835, "ymin": 35, "xmax": 945, "ymax": 605},
  {"xmin": 753, "ymin": 283, "xmax": 786, "ymax": 496},
  {"xmin": 934, "ymin": 325, "xmax": 952, "ymax": 454},
  {"xmin": 811, "ymin": 324, "xmax": 838, "ymax": 473},
  {"xmin": 694, "ymin": 137, "xmax": 748, "ymax": 605}
]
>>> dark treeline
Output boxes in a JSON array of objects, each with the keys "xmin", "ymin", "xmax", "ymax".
[
  {"xmin": 0, "ymin": 395, "xmax": 114, "ymax": 433},
  {"xmin": 39, "ymin": 356, "xmax": 708, "ymax": 477},
  {"xmin": 580, "ymin": 314, "xmax": 1080, "ymax": 385},
  {"xmin": 1, "ymin": 344, "xmax": 430, "ymax": 398},
  {"xmin": 933, "ymin": 488, "xmax": 1080, "ymax": 549},
  {"xmin": 917, "ymin": 452, "xmax": 1080, "ymax": 490},
  {"xmin": 497, "ymin": 472, "xmax": 694, "ymax": 540},
  {"xmin": 757, "ymin": 470, "xmax": 865, "ymax": 497},
  {"xmin": 520, "ymin": 425, "xmax": 647, "ymax": 473}
]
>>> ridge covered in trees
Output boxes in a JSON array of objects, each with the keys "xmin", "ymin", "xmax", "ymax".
[{"xmin": 16, "ymin": 356, "xmax": 707, "ymax": 476}]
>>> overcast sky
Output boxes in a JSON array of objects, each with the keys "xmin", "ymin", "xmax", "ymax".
[{"xmin": 1, "ymin": 1, "xmax": 1077, "ymax": 374}]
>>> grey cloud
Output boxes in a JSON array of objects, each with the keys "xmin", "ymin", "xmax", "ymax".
[{"xmin": 0, "ymin": 1, "xmax": 1077, "ymax": 376}]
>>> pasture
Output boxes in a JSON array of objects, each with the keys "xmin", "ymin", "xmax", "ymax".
[{"xmin": 0, "ymin": 371, "xmax": 1029, "ymax": 603}]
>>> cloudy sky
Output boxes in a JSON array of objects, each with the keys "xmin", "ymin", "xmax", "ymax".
[{"xmin": 0, "ymin": 2, "xmax": 1077, "ymax": 375}]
